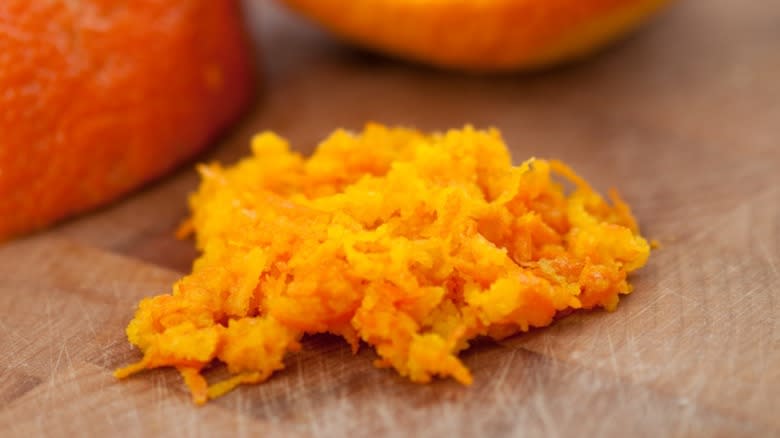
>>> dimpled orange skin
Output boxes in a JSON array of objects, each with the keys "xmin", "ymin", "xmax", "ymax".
[
  {"xmin": 281, "ymin": 0, "xmax": 672, "ymax": 71},
  {"xmin": 0, "ymin": 0, "xmax": 254, "ymax": 240}
]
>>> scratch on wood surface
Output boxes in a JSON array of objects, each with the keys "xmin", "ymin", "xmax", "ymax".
[
  {"xmin": 76, "ymin": 299, "xmax": 98, "ymax": 339},
  {"xmin": 530, "ymin": 388, "xmax": 559, "ymax": 438},
  {"xmin": 492, "ymin": 349, "xmax": 515, "ymax": 398},
  {"xmin": 757, "ymin": 241, "xmax": 779, "ymax": 280},
  {"xmin": 0, "ymin": 329, "xmax": 33, "ymax": 371},
  {"xmin": 49, "ymin": 341, "xmax": 67, "ymax": 399},
  {"xmin": 0, "ymin": 319, "xmax": 31, "ymax": 347},
  {"xmin": 300, "ymin": 355, "xmax": 322, "ymax": 438}
]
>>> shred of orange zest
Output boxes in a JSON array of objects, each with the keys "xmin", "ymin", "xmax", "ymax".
[
  {"xmin": 608, "ymin": 188, "xmax": 640, "ymax": 233},
  {"xmin": 176, "ymin": 219, "xmax": 194, "ymax": 239},
  {"xmin": 206, "ymin": 372, "xmax": 267, "ymax": 400},
  {"xmin": 113, "ymin": 358, "xmax": 149, "ymax": 379},
  {"xmin": 549, "ymin": 159, "xmax": 594, "ymax": 192},
  {"xmin": 178, "ymin": 367, "xmax": 209, "ymax": 405},
  {"xmin": 116, "ymin": 124, "xmax": 650, "ymax": 403},
  {"xmin": 453, "ymin": 367, "xmax": 473, "ymax": 385}
]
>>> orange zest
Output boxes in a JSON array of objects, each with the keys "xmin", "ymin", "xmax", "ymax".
[{"xmin": 116, "ymin": 124, "xmax": 650, "ymax": 404}]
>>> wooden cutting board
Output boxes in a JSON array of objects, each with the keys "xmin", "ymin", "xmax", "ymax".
[{"xmin": 1, "ymin": 0, "xmax": 778, "ymax": 436}]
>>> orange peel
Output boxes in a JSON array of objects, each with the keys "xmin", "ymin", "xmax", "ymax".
[
  {"xmin": 116, "ymin": 124, "xmax": 650, "ymax": 403},
  {"xmin": 281, "ymin": 0, "xmax": 672, "ymax": 71},
  {"xmin": 0, "ymin": 0, "xmax": 254, "ymax": 240}
]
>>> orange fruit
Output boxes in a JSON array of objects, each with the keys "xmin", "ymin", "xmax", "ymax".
[
  {"xmin": 280, "ymin": 0, "xmax": 672, "ymax": 71},
  {"xmin": 0, "ymin": 0, "xmax": 254, "ymax": 240}
]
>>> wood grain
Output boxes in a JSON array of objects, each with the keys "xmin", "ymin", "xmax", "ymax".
[{"xmin": 1, "ymin": 0, "xmax": 778, "ymax": 436}]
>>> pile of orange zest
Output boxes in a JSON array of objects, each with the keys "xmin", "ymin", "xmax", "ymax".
[{"xmin": 115, "ymin": 124, "xmax": 650, "ymax": 404}]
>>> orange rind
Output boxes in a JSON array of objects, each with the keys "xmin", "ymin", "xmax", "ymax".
[
  {"xmin": 116, "ymin": 124, "xmax": 650, "ymax": 403},
  {"xmin": 0, "ymin": 0, "xmax": 254, "ymax": 240},
  {"xmin": 281, "ymin": 0, "xmax": 672, "ymax": 71}
]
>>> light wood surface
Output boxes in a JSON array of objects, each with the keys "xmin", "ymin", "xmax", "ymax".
[{"xmin": 1, "ymin": 0, "xmax": 778, "ymax": 436}]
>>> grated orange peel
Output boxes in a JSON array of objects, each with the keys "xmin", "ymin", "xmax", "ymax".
[{"xmin": 116, "ymin": 124, "xmax": 650, "ymax": 404}]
